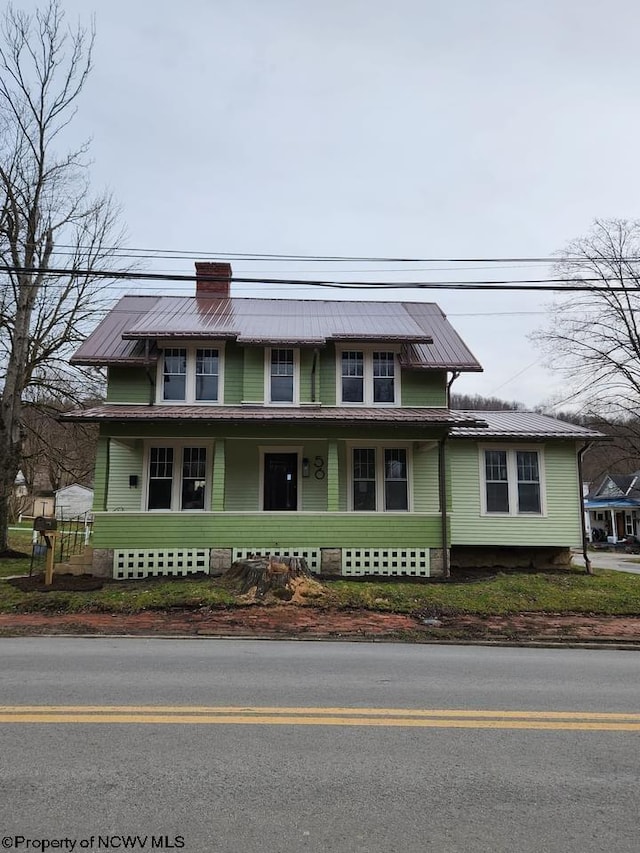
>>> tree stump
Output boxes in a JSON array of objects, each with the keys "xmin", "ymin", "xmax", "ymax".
[{"xmin": 224, "ymin": 555, "xmax": 325, "ymax": 602}]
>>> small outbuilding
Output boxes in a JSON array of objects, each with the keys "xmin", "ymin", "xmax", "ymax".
[{"xmin": 54, "ymin": 484, "xmax": 94, "ymax": 521}]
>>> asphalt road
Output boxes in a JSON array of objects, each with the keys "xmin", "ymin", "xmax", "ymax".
[{"xmin": 1, "ymin": 639, "xmax": 639, "ymax": 853}]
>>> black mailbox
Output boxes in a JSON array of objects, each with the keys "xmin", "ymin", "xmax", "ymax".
[{"xmin": 34, "ymin": 516, "xmax": 57, "ymax": 532}]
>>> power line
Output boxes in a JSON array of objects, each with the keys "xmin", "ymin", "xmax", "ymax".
[
  {"xmin": 47, "ymin": 244, "xmax": 640, "ymax": 265},
  {"xmin": 2, "ymin": 264, "xmax": 640, "ymax": 291}
]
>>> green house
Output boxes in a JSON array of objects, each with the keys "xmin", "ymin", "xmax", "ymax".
[{"xmin": 67, "ymin": 263, "xmax": 601, "ymax": 579}]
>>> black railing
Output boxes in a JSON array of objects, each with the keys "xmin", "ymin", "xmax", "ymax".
[{"xmin": 55, "ymin": 512, "xmax": 93, "ymax": 564}]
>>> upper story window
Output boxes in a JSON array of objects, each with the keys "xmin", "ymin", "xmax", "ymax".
[
  {"xmin": 158, "ymin": 345, "xmax": 223, "ymax": 404},
  {"xmin": 266, "ymin": 348, "xmax": 299, "ymax": 404},
  {"xmin": 339, "ymin": 349, "xmax": 398, "ymax": 405},
  {"xmin": 482, "ymin": 447, "xmax": 543, "ymax": 515}
]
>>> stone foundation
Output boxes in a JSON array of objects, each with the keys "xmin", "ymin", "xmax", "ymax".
[
  {"xmin": 91, "ymin": 548, "xmax": 114, "ymax": 578},
  {"xmin": 320, "ymin": 548, "xmax": 342, "ymax": 575},
  {"xmin": 210, "ymin": 548, "xmax": 233, "ymax": 574},
  {"xmin": 428, "ymin": 548, "xmax": 448, "ymax": 577}
]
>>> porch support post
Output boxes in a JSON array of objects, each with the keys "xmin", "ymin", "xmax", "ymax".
[
  {"xmin": 610, "ymin": 509, "xmax": 617, "ymax": 543},
  {"xmin": 212, "ymin": 439, "xmax": 225, "ymax": 511},
  {"xmin": 327, "ymin": 440, "xmax": 339, "ymax": 512},
  {"xmin": 438, "ymin": 434, "xmax": 450, "ymax": 578}
]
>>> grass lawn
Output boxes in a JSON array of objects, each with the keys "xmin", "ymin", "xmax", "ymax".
[
  {"xmin": 1, "ymin": 555, "xmax": 640, "ymax": 617},
  {"xmin": 2, "ymin": 525, "xmax": 640, "ymax": 617}
]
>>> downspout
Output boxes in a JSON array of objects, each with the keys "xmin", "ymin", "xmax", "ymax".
[
  {"xmin": 438, "ymin": 433, "xmax": 450, "ymax": 578},
  {"xmin": 311, "ymin": 348, "xmax": 319, "ymax": 403},
  {"xmin": 144, "ymin": 339, "xmax": 155, "ymax": 405},
  {"xmin": 447, "ymin": 371, "xmax": 461, "ymax": 408},
  {"xmin": 578, "ymin": 441, "xmax": 593, "ymax": 575}
]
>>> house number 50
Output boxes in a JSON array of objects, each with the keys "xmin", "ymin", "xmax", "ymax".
[{"xmin": 314, "ymin": 456, "xmax": 325, "ymax": 479}]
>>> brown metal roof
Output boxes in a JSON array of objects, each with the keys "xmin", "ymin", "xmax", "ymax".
[
  {"xmin": 71, "ymin": 295, "xmax": 482, "ymax": 371},
  {"xmin": 63, "ymin": 404, "xmax": 486, "ymax": 428},
  {"xmin": 450, "ymin": 410, "xmax": 605, "ymax": 439}
]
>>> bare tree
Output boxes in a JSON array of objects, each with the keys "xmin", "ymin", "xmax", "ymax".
[
  {"xmin": 0, "ymin": 1, "xmax": 123, "ymax": 554},
  {"xmin": 532, "ymin": 218, "xmax": 640, "ymax": 457}
]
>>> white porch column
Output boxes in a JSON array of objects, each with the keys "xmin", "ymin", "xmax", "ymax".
[{"xmin": 610, "ymin": 509, "xmax": 617, "ymax": 543}]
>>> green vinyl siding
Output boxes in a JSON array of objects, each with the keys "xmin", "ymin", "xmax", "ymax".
[
  {"xmin": 412, "ymin": 442, "xmax": 440, "ymax": 512},
  {"xmin": 224, "ymin": 439, "xmax": 327, "ymax": 511},
  {"xmin": 401, "ymin": 370, "xmax": 448, "ymax": 407},
  {"xmin": 93, "ymin": 437, "xmax": 109, "ymax": 511},
  {"xmin": 106, "ymin": 439, "xmax": 144, "ymax": 511},
  {"xmin": 223, "ymin": 342, "xmax": 243, "ymax": 404},
  {"xmin": 299, "ymin": 348, "xmax": 315, "ymax": 403},
  {"xmin": 93, "ymin": 511, "xmax": 444, "ymax": 550},
  {"xmin": 106, "ymin": 367, "xmax": 152, "ymax": 404},
  {"xmin": 243, "ymin": 346, "xmax": 264, "ymax": 402},
  {"xmin": 449, "ymin": 440, "xmax": 582, "ymax": 547},
  {"xmin": 318, "ymin": 345, "xmax": 336, "ymax": 405}
]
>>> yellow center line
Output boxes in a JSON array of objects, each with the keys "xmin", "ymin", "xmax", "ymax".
[{"xmin": 0, "ymin": 706, "xmax": 639, "ymax": 730}]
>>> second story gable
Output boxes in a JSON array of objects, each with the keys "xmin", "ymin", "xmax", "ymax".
[{"xmin": 72, "ymin": 263, "xmax": 483, "ymax": 409}]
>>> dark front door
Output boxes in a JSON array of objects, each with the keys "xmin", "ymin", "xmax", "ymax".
[{"xmin": 264, "ymin": 453, "xmax": 298, "ymax": 511}]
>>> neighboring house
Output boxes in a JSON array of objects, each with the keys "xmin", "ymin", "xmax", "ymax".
[
  {"xmin": 584, "ymin": 472, "xmax": 640, "ymax": 543},
  {"xmin": 65, "ymin": 262, "xmax": 602, "ymax": 579},
  {"xmin": 54, "ymin": 484, "xmax": 94, "ymax": 521}
]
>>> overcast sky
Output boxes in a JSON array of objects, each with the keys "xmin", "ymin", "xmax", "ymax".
[{"xmin": 27, "ymin": 0, "xmax": 640, "ymax": 407}]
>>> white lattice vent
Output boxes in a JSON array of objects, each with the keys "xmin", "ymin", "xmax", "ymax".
[
  {"xmin": 232, "ymin": 548, "xmax": 321, "ymax": 573},
  {"xmin": 113, "ymin": 549, "xmax": 210, "ymax": 579},
  {"xmin": 342, "ymin": 548, "xmax": 430, "ymax": 577}
]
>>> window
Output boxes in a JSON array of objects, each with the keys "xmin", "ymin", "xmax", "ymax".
[
  {"xmin": 158, "ymin": 345, "xmax": 223, "ymax": 403},
  {"xmin": 339, "ymin": 349, "xmax": 398, "ymax": 405},
  {"xmin": 351, "ymin": 446, "xmax": 409, "ymax": 511},
  {"xmin": 268, "ymin": 349, "xmax": 296, "ymax": 403},
  {"xmin": 195, "ymin": 349, "xmax": 219, "ymax": 401},
  {"xmin": 163, "ymin": 349, "xmax": 186, "ymax": 401},
  {"xmin": 146, "ymin": 444, "xmax": 210, "ymax": 511},
  {"xmin": 481, "ymin": 447, "xmax": 543, "ymax": 515}
]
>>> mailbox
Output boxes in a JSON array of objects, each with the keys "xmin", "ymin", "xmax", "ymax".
[{"xmin": 34, "ymin": 516, "xmax": 57, "ymax": 532}]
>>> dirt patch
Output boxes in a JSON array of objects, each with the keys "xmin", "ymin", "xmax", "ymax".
[
  {"xmin": 0, "ymin": 606, "xmax": 639, "ymax": 644},
  {"xmin": 8, "ymin": 573, "xmax": 104, "ymax": 592}
]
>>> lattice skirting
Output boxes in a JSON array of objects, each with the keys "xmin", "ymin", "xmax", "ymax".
[
  {"xmin": 113, "ymin": 549, "xmax": 210, "ymax": 579},
  {"xmin": 342, "ymin": 548, "xmax": 430, "ymax": 577},
  {"xmin": 232, "ymin": 548, "xmax": 322, "ymax": 573}
]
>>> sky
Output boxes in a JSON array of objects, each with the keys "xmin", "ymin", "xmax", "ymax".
[{"xmin": 19, "ymin": 0, "xmax": 640, "ymax": 407}]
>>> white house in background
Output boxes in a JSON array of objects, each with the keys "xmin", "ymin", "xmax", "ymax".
[{"xmin": 54, "ymin": 484, "xmax": 94, "ymax": 520}]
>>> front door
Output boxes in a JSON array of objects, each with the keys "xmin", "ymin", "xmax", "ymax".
[{"xmin": 263, "ymin": 453, "xmax": 298, "ymax": 511}]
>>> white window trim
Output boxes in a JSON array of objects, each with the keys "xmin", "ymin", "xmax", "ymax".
[
  {"xmin": 156, "ymin": 341, "xmax": 226, "ymax": 405},
  {"xmin": 263, "ymin": 348, "xmax": 300, "ymax": 406},
  {"xmin": 258, "ymin": 445, "xmax": 303, "ymax": 511},
  {"xmin": 478, "ymin": 444, "xmax": 547, "ymax": 517},
  {"xmin": 335, "ymin": 345, "xmax": 401, "ymax": 406},
  {"xmin": 142, "ymin": 440, "xmax": 214, "ymax": 512},
  {"xmin": 345, "ymin": 441, "xmax": 413, "ymax": 512}
]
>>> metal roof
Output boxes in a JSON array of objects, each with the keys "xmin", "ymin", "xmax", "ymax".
[
  {"xmin": 63, "ymin": 404, "xmax": 486, "ymax": 428},
  {"xmin": 450, "ymin": 410, "xmax": 605, "ymax": 439},
  {"xmin": 71, "ymin": 295, "xmax": 482, "ymax": 372}
]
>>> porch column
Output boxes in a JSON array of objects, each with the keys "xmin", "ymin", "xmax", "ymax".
[
  {"xmin": 212, "ymin": 439, "xmax": 225, "ymax": 511},
  {"xmin": 609, "ymin": 509, "xmax": 617, "ymax": 543},
  {"xmin": 327, "ymin": 440, "xmax": 339, "ymax": 512}
]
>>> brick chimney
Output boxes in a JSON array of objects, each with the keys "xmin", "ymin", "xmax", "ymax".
[{"xmin": 195, "ymin": 261, "xmax": 232, "ymax": 297}]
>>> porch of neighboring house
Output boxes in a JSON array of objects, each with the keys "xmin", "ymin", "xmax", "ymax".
[{"xmin": 586, "ymin": 501, "xmax": 640, "ymax": 543}]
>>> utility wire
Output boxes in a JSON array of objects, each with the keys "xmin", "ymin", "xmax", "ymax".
[
  {"xmin": 1, "ymin": 264, "xmax": 640, "ymax": 291},
  {"xmin": 47, "ymin": 244, "xmax": 640, "ymax": 265}
]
